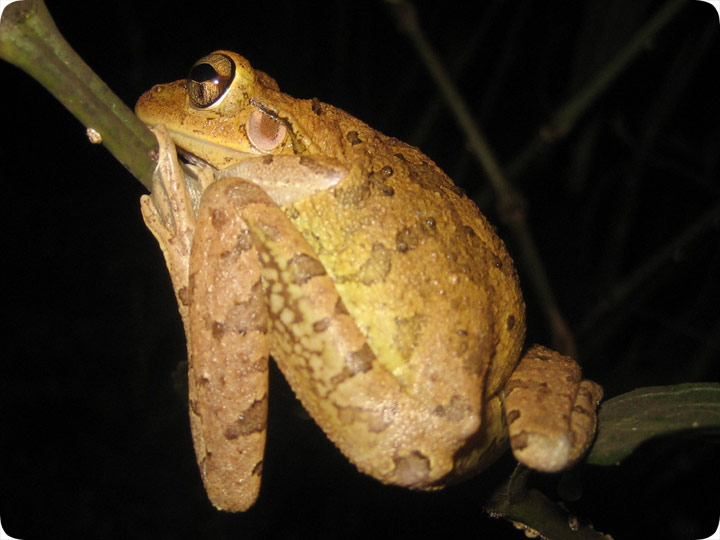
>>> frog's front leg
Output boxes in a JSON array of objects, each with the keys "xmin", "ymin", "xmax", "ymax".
[
  {"xmin": 140, "ymin": 125, "xmax": 198, "ymax": 322},
  {"xmin": 141, "ymin": 127, "xmax": 270, "ymax": 512},
  {"xmin": 504, "ymin": 345, "xmax": 603, "ymax": 472}
]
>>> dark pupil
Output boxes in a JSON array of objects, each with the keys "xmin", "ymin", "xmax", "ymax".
[{"xmin": 189, "ymin": 63, "xmax": 220, "ymax": 84}]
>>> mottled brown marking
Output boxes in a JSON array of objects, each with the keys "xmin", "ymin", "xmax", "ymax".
[
  {"xmin": 404, "ymin": 162, "xmax": 455, "ymax": 195},
  {"xmin": 312, "ymin": 318, "xmax": 330, "ymax": 333},
  {"xmin": 506, "ymin": 409, "xmax": 521, "ymax": 424},
  {"xmin": 381, "ymin": 186, "xmax": 395, "ymax": 196},
  {"xmin": 565, "ymin": 372, "xmax": 581, "ymax": 383},
  {"xmin": 537, "ymin": 382, "xmax": 551, "ymax": 396},
  {"xmin": 510, "ymin": 432, "xmax": 529, "ymax": 450},
  {"xmin": 255, "ymin": 220, "xmax": 280, "ymax": 242},
  {"xmin": 298, "ymin": 155, "xmax": 334, "ymax": 174},
  {"xmin": 228, "ymin": 358, "xmax": 267, "ymax": 378},
  {"xmin": 336, "ymin": 406, "xmax": 356, "ymax": 425},
  {"xmin": 393, "ymin": 451, "xmax": 431, "ymax": 486},
  {"xmin": 262, "ymin": 155, "xmax": 274, "ymax": 165},
  {"xmin": 249, "ymin": 278, "xmax": 265, "ymax": 300},
  {"xmin": 227, "ymin": 303, "xmax": 267, "ymax": 335},
  {"xmin": 433, "ymin": 394, "xmax": 471, "ymax": 422},
  {"xmin": 211, "ymin": 208, "xmax": 228, "ymax": 230},
  {"xmin": 334, "ymin": 298, "xmax": 350, "ymax": 316},
  {"xmin": 345, "ymin": 344, "xmax": 375, "ymax": 375},
  {"xmin": 311, "ymin": 97, "xmax": 323, "ymax": 115},
  {"xmin": 395, "ymin": 227, "xmax": 419, "ymax": 253},
  {"xmin": 226, "ymin": 280, "xmax": 268, "ymax": 335},
  {"xmin": 251, "ymin": 460, "xmax": 264, "ymax": 476},
  {"xmin": 216, "ymin": 183, "xmax": 252, "ymax": 210},
  {"xmin": 507, "ymin": 314, "xmax": 516, "ymax": 330},
  {"xmin": 234, "ymin": 229, "xmax": 254, "ymax": 252},
  {"xmin": 335, "ymin": 184, "xmax": 370, "ymax": 206},
  {"xmin": 224, "ymin": 397, "xmax": 268, "ymax": 439},
  {"xmin": 335, "ymin": 404, "xmax": 390, "ymax": 432},
  {"xmin": 287, "ymin": 253, "xmax": 327, "ymax": 285},
  {"xmin": 346, "ymin": 130, "xmax": 362, "ymax": 145},
  {"xmin": 367, "ymin": 415, "xmax": 391, "ymax": 433},
  {"xmin": 189, "ymin": 398, "xmax": 199, "ymax": 416},
  {"xmin": 355, "ymin": 243, "xmax": 392, "ymax": 285},
  {"xmin": 394, "ymin": 314, "xmax": 424, "ymax": 359},
  {"xmin": 212, "ymin": 321, "xmax": 226, "ymax": 340},
  {"xmin": 573, "ymin": 404, "xmax": 590, "ymax": 416},
  {"xmin": 178, "ymin": 286, "xmax": 191, "ymax": 307}
]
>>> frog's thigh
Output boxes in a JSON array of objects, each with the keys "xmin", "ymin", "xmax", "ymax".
[
  {"xmin": 188, "ymin": 177, "xmax": 271, "ymax": 512},
  {"xmin": 504, "ymin": 345, "xmax": 603, "ymax": 472},
  {"xmin": 213, "ymin": 177, "xmax": 469, "ymax": 488}
]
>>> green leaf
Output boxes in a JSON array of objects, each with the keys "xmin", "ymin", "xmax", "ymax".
[{"xmin": 587, "ymin": 383, "xmax": 720, "ymax": 466}]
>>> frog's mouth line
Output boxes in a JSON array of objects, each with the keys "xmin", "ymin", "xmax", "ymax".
[
  {"xmin": 163, "ymin": 124, "xmax": 263, "ymax": 173},
  {"xmin": 173, "ymin": 142, "xmax": 346, "ymax": 208},
  {"xmin": 177, "ymin": 147, "xmax": 219, "ymax": 174}
]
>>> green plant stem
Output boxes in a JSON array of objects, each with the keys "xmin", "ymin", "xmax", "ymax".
[
  {"xmin": 0, "ymin": 0, "xmax": 156, "ymax": 189},
  {"xmin": 487, "ymin": 482, "xmax": 611, "ymax": 540}
]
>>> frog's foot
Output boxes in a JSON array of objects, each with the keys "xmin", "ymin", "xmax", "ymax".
[
  {"xmin": 504, "ymin": 345, "xmax": 603, "ymax": 472},
  {"xmin": 140, "ymin": 125, "xmax": 202, "ymax": 313}
]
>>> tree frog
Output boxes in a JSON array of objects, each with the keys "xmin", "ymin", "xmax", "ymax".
[{"xmin": 136, "ymin": 51, "xmax": 603, "ymax": 512}]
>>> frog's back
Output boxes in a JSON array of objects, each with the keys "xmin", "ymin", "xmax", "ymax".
[{"xmin": 285, "ymin": 100, "xmax": 526, "ymax": 401}]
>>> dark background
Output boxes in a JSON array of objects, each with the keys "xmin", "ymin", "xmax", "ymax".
[{"xmin": 1, "ymin": 1, "xmax": 718, "ymax": 538}]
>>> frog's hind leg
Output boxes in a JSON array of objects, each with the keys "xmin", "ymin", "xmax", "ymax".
[
  {"xmin": 141, "ymin": 128, "xmax": 270, "ymax": 511},
  {"xmin": 186, "ymin": 178, "xmax": 271, "ymax": 512},
  {"xmin": 503, "ymin": 345, "xmax": 603, "ymax": 472}
]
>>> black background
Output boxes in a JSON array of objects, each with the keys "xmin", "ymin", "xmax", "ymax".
[{"xmin": 1, "ymin": 1, "xmax": 718, "ymax": 539}]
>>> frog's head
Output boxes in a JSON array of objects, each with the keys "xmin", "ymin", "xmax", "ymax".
[{"xmin": 135, "ymin": 51, "xmax": 313, "ymax": 170}]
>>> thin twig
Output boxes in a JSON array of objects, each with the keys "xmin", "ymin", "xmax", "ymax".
[
  {"xmin": 384, "ymin": 0, "xmax": 577, "ymax": 357},
  {"xmin": 487, "ymin": 481, "xmax": 611, "ymax": 540},
  {"xmin": 581, "ymin": 201, "xmax": 720, "ymax": 333},
  {"xmin": 602, "ymin": 18, "xmax": 717, "ymax": 285},
  {"xmin": 507, "ymin": 0, "xmax": 688, "ymax": 180}
]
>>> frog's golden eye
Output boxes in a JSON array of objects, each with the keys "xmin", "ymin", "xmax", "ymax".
[
  {"xmin": 187, "ymin": 53, "xmax": 235, "ymax": 108},
  {"xmin": 247, "ymin": 109, "xmax": 287, "ymax": 153}
]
